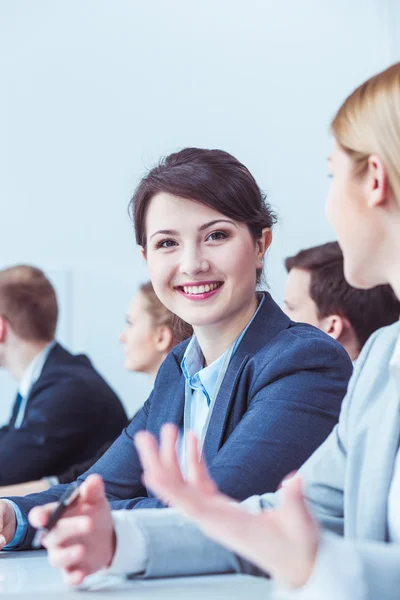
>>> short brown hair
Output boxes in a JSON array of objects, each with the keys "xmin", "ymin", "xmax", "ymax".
[
  {"xmin": 285, "ymin": 242, "xmax": 400, "ymax": 349},
  {"xmin": 0, "ymin": 265, "xmax": 58, "ymax": 342},
  {"xmin": 129, "ymin": 148, "xmax": 277, "ymax": 283},
  {"xmin": 139, "ymin": 281, "xmax": 193, "ymax": 344}
]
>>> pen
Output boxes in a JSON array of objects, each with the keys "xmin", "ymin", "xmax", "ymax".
[{"xmin": 32, "ymin": 481, "xmax": 81, "ymax": 548}]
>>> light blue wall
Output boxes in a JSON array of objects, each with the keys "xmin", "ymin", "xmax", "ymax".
[{"xmin": 0, "ymin": 0, "xmax": 396, "ymax": 423}]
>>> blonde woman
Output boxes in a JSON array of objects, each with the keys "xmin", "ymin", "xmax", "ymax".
[{"xmin": 32, "ymin": 63, "xmax": 400, "ymax": 599}]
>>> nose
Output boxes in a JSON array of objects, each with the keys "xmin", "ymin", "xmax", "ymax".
[
  {"xmin": 119, "ymin": 330, "xmax": 125, "ymax": 343},
  {"xmin": 179, "ymin": 244, "xmax": 209, "ymax": 276}
]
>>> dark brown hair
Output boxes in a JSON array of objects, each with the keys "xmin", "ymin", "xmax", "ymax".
[
  {"xmin": 0, "ymin": 265, "xmax": 58, "ymax": 342},
  {"xmin": 285, "ymin": 242, "xmax": 400, "ymax": 349},
  {"xmin": 129, "ymin": 148, "xmax": 277, "ymax": 283},
  {"xmin": 139, "ymin": 281, "xmax": 192, "ymax": 344}
]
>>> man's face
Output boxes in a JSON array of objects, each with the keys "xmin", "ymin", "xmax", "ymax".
[{"xmin": 283, "ymin": 268, "xmax": 321, "ymax": 327}]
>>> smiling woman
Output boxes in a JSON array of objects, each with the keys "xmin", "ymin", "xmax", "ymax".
[
  {"xmin": 3, "ymin": 148, "xmax": 353, "ymax": 565},
  {"xmin": 130, "ymin": 149, "xmax": 276, "ymax": 364}
]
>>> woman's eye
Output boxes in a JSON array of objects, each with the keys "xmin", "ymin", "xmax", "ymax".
[
  {"xmin": 157, "ymin": 239, "xmax": 177, "ymax": 249},
  {"xmin": 207, "ymin": 231, "xmax": 228, "ymax": 241}
]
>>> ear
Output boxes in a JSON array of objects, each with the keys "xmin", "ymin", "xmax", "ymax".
[
  {"xmin": 366, "ymin": 154, "xmax": 389, "ymax": 208},
  {"xmin": 154, "ymin": 325, "xmax": 174, "ymax": 353},
  {"xmin": 140, "ymin": 246, "xmax": 147, "ymax": 263},
  {"xmin": 255, "ymin": 228, "xmax": 273, "ymax": 268},
  {"xmin": 319, "ymin": 314, "xmax": 344, "ymax": 341},
  {"xmin": 0, "ymin": 316, "xmax": 7, "ymax": 343}
]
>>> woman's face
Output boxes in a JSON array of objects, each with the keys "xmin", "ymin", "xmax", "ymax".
[
  {"xmin": 326, "ymin": 140, "xmax": 386, "ymax": 289},
  {"xmin": 119, "ymin": 291, "xmax": 163, "ymax": 374},
  {"xmin": 143, "ymin": 192, "xmax": 267, "ymax": 331}
]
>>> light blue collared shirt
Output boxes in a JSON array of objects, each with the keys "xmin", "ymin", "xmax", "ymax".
[
  {"xmin": 178, "ymin": 294, "xmax": 264, "ymax": 466},
  {"xmin": 3, "ymin": 341, "xmax": 56, "ymax": 550}
]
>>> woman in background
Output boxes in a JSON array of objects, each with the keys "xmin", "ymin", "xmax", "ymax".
[{"xmin": 0, "ymin": 281, "xmax": 190, "ymax": 497}]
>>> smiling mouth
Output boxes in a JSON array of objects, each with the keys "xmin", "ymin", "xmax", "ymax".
[{"xmin": 176, "ymin": 282, "xmax": 223, "ymax": 296}]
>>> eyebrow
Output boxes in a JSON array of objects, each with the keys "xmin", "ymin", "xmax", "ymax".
[{"xmin": 149, "ymin": 219, "xmax": 237, "ymax": 240}]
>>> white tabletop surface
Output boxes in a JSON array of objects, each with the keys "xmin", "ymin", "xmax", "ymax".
[{"xmin": 0, "ymin": 550, "xmax": 275, "ymax": 599}]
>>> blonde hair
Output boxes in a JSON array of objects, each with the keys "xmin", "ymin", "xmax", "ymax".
[
  {"xmin": 331, "ymin": 62, "xmax": 400, "ymax": 202},
  {"xmin": 139, "ymin": 281, "xmax": 192, "ymax": 345}
]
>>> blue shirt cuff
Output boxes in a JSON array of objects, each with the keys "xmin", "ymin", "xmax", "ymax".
[{"xmin": 2, "ymin": 500, "xmax": 29, "ymax": 550}]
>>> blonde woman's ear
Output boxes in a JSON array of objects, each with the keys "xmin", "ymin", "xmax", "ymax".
[{"xmin": 366, "ymin": 154, "xmax": 389, "ymax": 208}]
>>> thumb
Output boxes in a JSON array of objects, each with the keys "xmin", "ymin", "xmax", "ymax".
[
  {"xmin": 28, "ymin": 502, "xmax": 58, "ymax": 529},
  {"xmin": 79, "ymin": 474, "xmax": 106, "ymax": 505},
  {"xmin": 281, "ymin": 476, "xmax": 315, "ymax": 533}
]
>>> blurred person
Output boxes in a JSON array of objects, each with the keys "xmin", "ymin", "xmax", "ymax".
[
  {"xmin": 0, "ymin": 265, "xmax": 128, "ymax": 487},
  {"xmin": 283, "ymin": 241, "xmax": 400, "ymax": 360}
]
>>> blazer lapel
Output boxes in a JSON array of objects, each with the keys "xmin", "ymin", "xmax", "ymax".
[
  {"xmin": 203, "ymin": 293, "xmax": 291, "ymax": 463},
  {"xmin": 202, "ymin": 352, "xmax": 249, "ymax": 462},
  {"xmin": 148, "ymin": 347, "xmax": 186, "ymax": 437}
]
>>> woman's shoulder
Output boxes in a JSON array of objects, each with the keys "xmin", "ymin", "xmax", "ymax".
[{"xmin": 254, "ymin": 319, "xmax": 350, "ymax": 364}]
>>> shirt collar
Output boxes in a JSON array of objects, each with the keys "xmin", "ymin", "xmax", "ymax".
[
  {"xmin": 181, "ymin": 294, "xmax": 265, "ymax": 397},
  {"xmin": 18, "ymin": 340, "xmax": 56, "ymax": 398}
]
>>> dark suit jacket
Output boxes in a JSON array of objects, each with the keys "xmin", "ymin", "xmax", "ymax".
[
  {"xmin": 0, "ymin": 343, "xmax": 128, "ymax": 486},
  {"xmin": 9, "ymin": 294, "xmax": 352, "ymax": 549}
]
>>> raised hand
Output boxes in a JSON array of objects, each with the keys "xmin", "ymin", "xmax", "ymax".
[
  {"xmin": 29, "ymin": 474, "xmax": 116, "ymax": 586},
  {"xmin": 135, "ymin": 424, "xmax": 319, "ymax": 589}
]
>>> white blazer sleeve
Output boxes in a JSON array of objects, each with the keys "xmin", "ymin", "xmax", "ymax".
[{"xmin": 277, "ymin": 532, "xmax": 400, "ymax": 600}]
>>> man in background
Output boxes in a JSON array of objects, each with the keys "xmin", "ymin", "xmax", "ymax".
[
  {"xmin": 283, "ymin": 241, "xmax": 400, "ymax": 360},
  {"xmin": 0, "ymin": 265, "xmax": 128, "ymax": 486}
]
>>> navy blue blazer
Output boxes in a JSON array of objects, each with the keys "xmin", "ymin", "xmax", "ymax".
[
  {"xmin": 9, "ymin": 294, "xmax": 352, "ymax": 549},
  {"xmin": 0, "ymin": 343, "xmax": 128, "ymax": 486}
]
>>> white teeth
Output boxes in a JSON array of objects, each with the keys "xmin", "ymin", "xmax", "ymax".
[{"xmin": 181, "ymin": 282, "xmax": 221, "ymax": 295}]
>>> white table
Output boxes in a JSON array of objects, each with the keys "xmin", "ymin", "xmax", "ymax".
[{"xmin": 0, "ymin": 551, "xmax": 275, "ymax": 598}]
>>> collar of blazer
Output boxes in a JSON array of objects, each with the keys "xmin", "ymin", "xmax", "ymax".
[{"xmin": 165, "ymin": 292, "xmax": 292, "ymax": 459}]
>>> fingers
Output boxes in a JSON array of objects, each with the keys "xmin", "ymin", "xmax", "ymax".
[
  {"xmin": 29, "ymin": 502, "xmax": 58, "ymax": 529},
  {"xmin": 47, "ymin": 543, "xmax": 85, "ymax": 570},
  {"xmin": 42, "ymin": 515, "xmax": 93, "ymax": 549},
  {"xmin": 135, "ymin": 426, "xmax": 221, "ymax": 514},
  {"xmin": 135, "ymin": 430, "xmax": 163, "ymax": 475},
  {"xmin": 135, "ymin": 425, "xmax": 185, "ymax": 490},
  {"xmin": 277, "ymin": 470, "xmax": 297, "ymax": 490},
  {"xmin": 186, "ymin": 432, "xmax": 218, "ymax": 496},
  {"xmin": 160, "ymin": 423, "xmax": 180, "ymax": 471},
  {"xmin": 280, "ymin": 476, "xmax": 316, "ymax": 536},
  {"xmin": 63, "ymin": 568, "xmax": 86, "ymax": 587},
  {"xmin": 79, "ymin": 474, "xmax": 106, "ymax": 506}
]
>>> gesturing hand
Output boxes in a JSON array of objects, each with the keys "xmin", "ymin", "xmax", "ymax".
[
  {"xmin": 135, "ymin": 424, "xmax": 319, "ymax": 589},
  {"xmin": 29, "ymin": 474, "xmax": 116, "ymax": 587}
]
